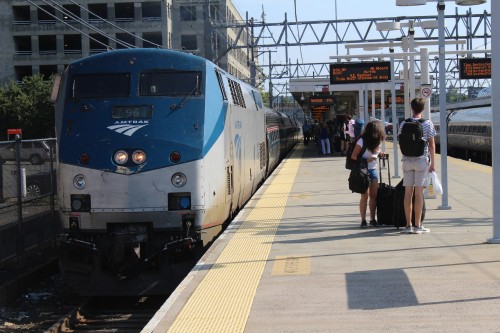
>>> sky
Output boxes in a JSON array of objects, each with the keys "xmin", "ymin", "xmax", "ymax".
[
  {"xmin": 232, "ymin": 0, "xmax": 490, "ymax": 25},
  {"xmin": 231, "ymin": 0, "xmax": 492, "ymax": 68}
]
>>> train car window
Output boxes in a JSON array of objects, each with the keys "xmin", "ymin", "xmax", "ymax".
[
  {"xmin": 214, "ymin": 69, "xmax": 227, "ymax": 101},
  {"xmin": 72, "ymin": 73, "xmax": 130, "ymax": 99},
  {"xmin": 251, "ymin": 90, "xmax": 263, "ymax": 110},
  {"xmin": 139, "ymin": 71, "xmax": 202, "ymax": 97}
]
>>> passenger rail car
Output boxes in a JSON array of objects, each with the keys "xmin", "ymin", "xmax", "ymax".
[
  {"xmin": 431, "ymin": 106, "xmax": 492, "ymax": 165},
  {"xmin": 53, "ymin": 49, "xmax": 300, "ymax": 293}
]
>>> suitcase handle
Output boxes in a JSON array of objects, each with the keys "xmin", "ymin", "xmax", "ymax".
[{"xmin": 378, "ymin": 154, "xmax": 391, "ymax": 186}]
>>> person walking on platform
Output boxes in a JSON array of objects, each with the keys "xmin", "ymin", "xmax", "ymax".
[
  {"xmin": 319, "ymin": 121, "xmax": 331, "ymax": 155},
  {"xmin": 350, "ymin": 120, "xmax": 385, "ymax": 228},
  {"xmin": 399, "ymin": 97, "xmax": 436, "ymax": 234}
]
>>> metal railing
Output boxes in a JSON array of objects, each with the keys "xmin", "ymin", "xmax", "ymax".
[{"xmin": 0, "ymin": 137, "xmax": 58, "ymax": 263}]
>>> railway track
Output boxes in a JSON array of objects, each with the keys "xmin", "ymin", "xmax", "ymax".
[{"xmin": 46, "ymin": 296, "xmax": 167, "ymax": 333}]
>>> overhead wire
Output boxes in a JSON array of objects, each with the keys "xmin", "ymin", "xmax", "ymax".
[
  {"xmin": 25, "ymin": 0, "xmax": 121, "ymax": 50},
  {"xmin": 42, "ymin": 0, "xmax": 136, "ymax": 49},
  {"xmin": 65, "ymin": 0, "xmax": 164, "ymax": 48}
]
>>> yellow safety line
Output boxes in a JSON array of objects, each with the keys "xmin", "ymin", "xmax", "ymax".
[{"xmin": 167, "ymin": 147, "xmax": 303, "ymax": 333}]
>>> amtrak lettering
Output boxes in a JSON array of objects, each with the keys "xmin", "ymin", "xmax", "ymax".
[{"xmin": 107, "ymin": 120, "xmax": 149, "ymax": 136}]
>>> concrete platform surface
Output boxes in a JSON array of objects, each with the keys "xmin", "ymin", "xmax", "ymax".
[{"xmin": 143, "ymin": 143, "xmax": 499, "ymax": 333}]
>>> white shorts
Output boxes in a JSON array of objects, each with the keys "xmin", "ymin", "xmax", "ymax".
[{"xmin": 402, "ymin": 156, "xmax": 429, "ymax": 187}]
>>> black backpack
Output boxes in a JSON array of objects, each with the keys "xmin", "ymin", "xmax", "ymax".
[
  {"xmin": 345, "ymin": 137, "xmax": 367, "ymax": 170},
  {"xmin": 398, "ymin": 118, "xmax": 427, "ymax": 157}
]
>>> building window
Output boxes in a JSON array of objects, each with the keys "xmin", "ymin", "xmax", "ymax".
[
  {"xmin": 39, "ymin": 65, "xmax": 58, "ymax": 80},
  {"xmin": 142, "ymin": 2, "xmax": 161, "ymax": 21},
  {"xmin": 115, "ymin": 2, "xmax": 135, "ymax": 22},
  {"xmin": 89, "ymin": 34, "xmax": 109, "ymax": 54},
  {"xmin": 64, "ymin": 35, "xmax": 82, "ymax": 54},
  {"xmin": 39, "ymin": 35, "xmax": 57, "ymax": 55},
  {"xmin": 116, "ymin": 33, "xmax": 135, "ymax": 49},
  {"xmin": 13, "ymin": 6, "xmax": 30, "ymax": 25},
  {"xmin": 15, "ymin": 66, "xmax": 32, "ymax": 81},
  {"xmin": 38, "ymin": 5, "xmax": 56, "ymax": 24},
  {"xmin": 62, "ymin": 4, "xmax": 81, "ymax": 22},
  {"xmin": 181, "ymin": 35, "xmax": 197, "ymax": 51},
  {"xmin": 143, "ymin": 32, "xmax": 162, "ymax": 48},
  {"xmin": 88, "ymin": 3, "xmax": 108, "ymax": 22},
  {"xmin": 180, "ymin": 6, "xmax": 196, "ymax": 21},
  {"xmin": 13, "ymin": 36, "xmax": 31, "ymax": 55}
]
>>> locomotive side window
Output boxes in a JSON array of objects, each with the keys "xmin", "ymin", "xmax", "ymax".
[
  {"xmin": 215, "ymin": 69, "xmax": 228, "ymax": 101},
  {"xmin": 139, "ymin": 71, "xmax": 202, "ymax": 97},
  {"xmin": 251, "ymin": 90, "xmax": 264, "ymax": 110},
  {"xmin": 227, "ymin": 78, "xmax": 246, "ymax": 108},
  {"xmin": 72, "ymin": 73, "xmax": 130, "ymax": 99}
]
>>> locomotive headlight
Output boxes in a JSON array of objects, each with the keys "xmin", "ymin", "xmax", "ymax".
[
  {"xmin": 132, "ymin": 150, "xmax": 146, "ymax": 164},
  {"xmin": 114, "ymin": 150, "xmax": 128, "ymax": 165},
  {"xmin": 73, "ymin": 174, "xmax": 87, "ymax": 190},
  {"xmin": 171, "ymin": 172, "xmax": 187, "ymax": 188}
]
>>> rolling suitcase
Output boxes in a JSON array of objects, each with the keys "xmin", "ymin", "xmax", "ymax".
[
  {"xmin": 392, "ymin": 179, "xmax": 426, "ymax": 229},
  {"xmin": 376, "ymin": 154, "xmax": 394, "ymax": 225}
]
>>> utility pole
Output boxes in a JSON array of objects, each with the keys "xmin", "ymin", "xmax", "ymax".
[{"xmin": 204, "ymin": 0, "xmax": 213, "ymax": 61}]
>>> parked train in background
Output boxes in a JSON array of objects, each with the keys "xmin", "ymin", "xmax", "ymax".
[
  {"xmin": 431, "ymin": 106, "xmax": 492, "ymax": 165},
  {"xmin": 53, "ymin": 48, "xmax": 301, "ymax": 294}
]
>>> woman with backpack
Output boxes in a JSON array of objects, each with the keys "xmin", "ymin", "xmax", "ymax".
[{"xmin": 350, "ymin": 120, "xmax": 386, "ymax": 228}]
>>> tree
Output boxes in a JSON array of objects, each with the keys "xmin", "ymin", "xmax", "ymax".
[{"xmin": 0, "ymin": 74, "xmax": 55, "ymax": 140}]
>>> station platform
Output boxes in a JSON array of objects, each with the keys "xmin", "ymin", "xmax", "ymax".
[{"xmin": 142, "ymin": 142, "xmax": 499, "ymax": 333}]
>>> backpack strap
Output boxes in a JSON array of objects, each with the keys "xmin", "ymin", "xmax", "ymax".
[
  {"xmin": 355, "ymin": 137, "xmax": 368, "ymax": 165},
  {"xmin": 405, "ymin": 117, "xmax": 426, "ymax": 123}
]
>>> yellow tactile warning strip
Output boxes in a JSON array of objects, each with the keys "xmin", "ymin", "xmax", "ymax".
[{"xmin": 166, "ymin": 148, "xmax": 303, "ymax": 333}]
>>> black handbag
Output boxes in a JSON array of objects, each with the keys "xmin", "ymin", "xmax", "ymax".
[{"xmin": 348, "ymin": 159, "xmax": 369, "ymax": 194}]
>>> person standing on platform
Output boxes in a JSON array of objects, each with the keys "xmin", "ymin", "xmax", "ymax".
[
  {"xmin": 350, "ymin": 120, "xmax": 386, "ymax": 228},
  {"xmin": 319, "ymin": 121, "xmax": 331, "ymax": 155},
  {"xmin": 302, "ymin": 121, "xmax": 311, "ymax": 146},
  {"xmin": 339, "ymin": 117, "xmax": 350, "ymax": 155},
  {"xmin": 399, "ymin": 97, "xmax": 436, "ymax": 234},
  {"xmin": 346, "ymin": 115, "xmax": 356, "ymax": 143}
]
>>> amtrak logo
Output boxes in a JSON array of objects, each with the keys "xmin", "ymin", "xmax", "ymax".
[{"xmin": 107, "ymin": 120, "xmax": 149, "ymax": 136}]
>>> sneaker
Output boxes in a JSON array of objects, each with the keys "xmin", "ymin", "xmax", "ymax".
[
  {"xmin": 360, "ymin": 220, "xmax": 368, "ymax": 229},
  {"xmin": 401, "ymin": 226, "xmax": 413, "ymax": 234},
  {"xmin": 413, "ymin": 226, "xmax": 430, "ymax": 234}
]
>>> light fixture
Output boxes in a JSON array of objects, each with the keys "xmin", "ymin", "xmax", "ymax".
[
  {"xmin": 455, "ymin": 0, "xmax": 486, "ymax": 4},
  {"xmin": 300, "ymin": 93, "xmax": 305, "ymax": 101},
  {"xmin": 396, "ymin": 0, "xmax": 486, "ymax": 5},
  {"xmin": 376, "ymin": 22, "xmax": 401, "ymax": 31}
]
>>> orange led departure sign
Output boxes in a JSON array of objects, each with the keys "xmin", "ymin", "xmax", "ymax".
[
  {"xmin": 330, "ymin": 61, "xmax": 391, "ymax": 84},
  {"xmin": 459, "ymin": 58, "xmax": 491, "ymax": 79}
]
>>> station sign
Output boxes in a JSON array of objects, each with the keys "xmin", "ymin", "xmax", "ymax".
[
  {"xmin": 309, "ymin": 96, "xmax": 335, "ymax": 106},
  {"xmin": 459, "ymin": 58, "xmax": 491, "ymax": 79},
  {"xmin": 310, "ymin": 105, "xmax": 329, "ymax": 121},
  {"xmin": 7, "ymin": 128, "xmax": 22, "ymax": 139},
  {"xmin": 330, "ymin": 61, "xmax": 391, "ymax": 84}
]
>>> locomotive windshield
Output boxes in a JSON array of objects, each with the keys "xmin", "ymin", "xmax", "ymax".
[
  {"xmin": 139, "ymin": 71, "xmax": 202, "ymax": 96},
  {"xmin": 71, "ymin": 74, "xmax": 131, "ymax": 99}
]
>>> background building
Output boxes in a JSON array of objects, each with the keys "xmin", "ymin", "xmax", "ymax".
[
  {"xmin": 172, "ymin": 0, "xmax": 254, "ymax": 81},
  {"xmin": 0, "ymin": 0, "xmax": 254, "ymax": 85}
]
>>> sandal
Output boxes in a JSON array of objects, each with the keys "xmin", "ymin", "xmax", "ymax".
[{"xmin": 360, "ymin": 220, "xmax": 368, "ymax": 229}]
